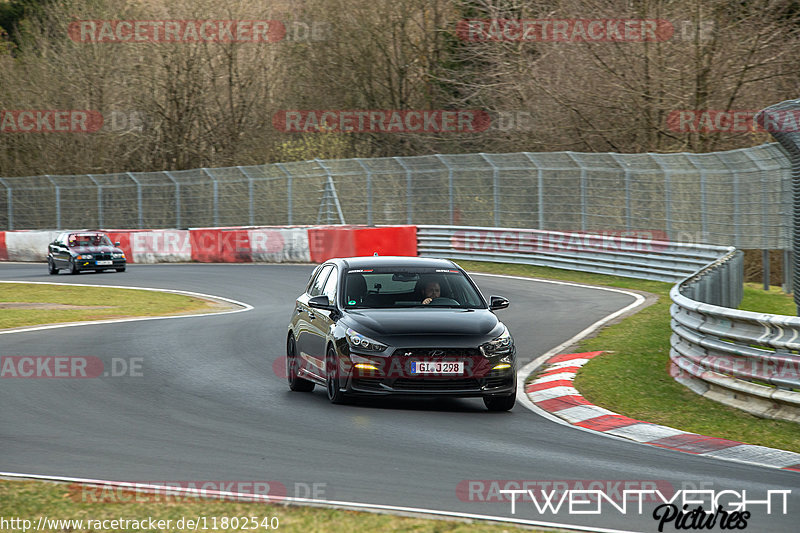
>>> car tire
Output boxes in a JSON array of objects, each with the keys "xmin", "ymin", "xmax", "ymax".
[
  {"xmin": 116, "ymin": 267, "xmax": 126, "ymax": 272},
  {"xmin": 287, "ymin": 335, "xmax": 314, "ymax": 392},
  {"xmin": 69, "ymin": 258, "xmax": 79, "ymax": 275},
  {"xmin": 325, "ymin": 345, "xmax": 348, "ymax": 404},
  {"xmin": 484, "ymin": 391, "xmax": 516, "ymax": 412},
  {"xmin": 48, "ymin": 258, "xmax": 59, "ymax": 275}
]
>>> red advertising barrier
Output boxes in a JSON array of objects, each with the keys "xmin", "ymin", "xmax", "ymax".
[
  {"xmin": 0, "ymin": 232, "xmax": 7, "ymax": 261},
  {"xmin": 308, "ymin": 225, "xmax": 417, "ymax": 263},
  {"xmin": 104, "ymin": 230, "xmax": 136, "ymax": 263},
  {"xmin": 353, "ymin": 226, "xmax": 417, "ymax": 257},
  {"xmin": 189, "ymin": 228, "xmax": 254, "ymax": 263}
]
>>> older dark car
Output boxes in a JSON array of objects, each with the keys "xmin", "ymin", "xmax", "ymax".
[
  {"xmin": 48, "ymin": 231, "xmax": 126, "ymax": 274},
  {"xmin": 286, "ymin": 256, "xmax": 516, "ymax": 411}
]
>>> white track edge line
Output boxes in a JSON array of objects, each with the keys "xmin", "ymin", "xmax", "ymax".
[
  {"xmin": 0, "ymin": 280, "xmax": 253, "ymax": 335},
  {"xmin": 0, "ymin": 472, "xmax": 636, "ymax": 533}
]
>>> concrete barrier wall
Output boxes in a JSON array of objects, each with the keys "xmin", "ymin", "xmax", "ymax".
[{"xmin": 0, "ymin": 225, "xmax": 417, "ymax": 264}]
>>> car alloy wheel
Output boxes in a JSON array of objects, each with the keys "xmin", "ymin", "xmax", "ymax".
[
  {"xmin": 325, "ymin": 346, "xmax": 347, "ymax": 404},
  {"xmin": 69, "ymin": 258, "xmax": 79, "ymax": 275},
  {"xmin": 48, "ymin": 258, "xmax": 58, "ymax": 275},
  {"xmin": 287, "ymin": 335, "xmax": 314, "ymax": 392}
]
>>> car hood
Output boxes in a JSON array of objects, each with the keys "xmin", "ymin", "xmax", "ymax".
[{"xmin": 344, "ymin": 308, "xmax": 501, "ymax": 337}]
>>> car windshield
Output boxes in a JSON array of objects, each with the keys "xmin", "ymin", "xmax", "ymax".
[
  {"xmin": 69, "ymin": 234, "xmax": 112, "ymax": 247},
  {"xmin": 343, "ymin": 267, "xmax": 485, "ymax": 309}
]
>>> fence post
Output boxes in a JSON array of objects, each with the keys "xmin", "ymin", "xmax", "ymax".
[
  {"xmin": 608, "ymin": 153, "xmax": 632, "ymax": 231},
  {"xmin": 0, "ymin": 178, "xmax": 12, "ymax": 230},
  {"xmin": 394, "ymin": 157, "xmax": 413, "ymax": 224},
  {"xmin": 565, "ymin": 152, "xmax": 587, "ymax": 231},
  {"xmin": 87, "ymin": 174, "xmax": 102, "ymax": 228},
  {"xmin": 522, "ymin": 153, "xmax": 544, "ymax": 230},
  {"xmin": 164, "ymin": 171, "xmax": 181, "ymax": 229},
  {"xmin": 202, "ymin": 168, "xmax": 219, "ymax": 227},
  {"xmin": 433, "ymin": 154, "xmax": 453, "ymax": 225},
  {"xmin": 237, "ymin": 166, "xmax": 255, "ymax": 226},
  {"xmin": 480, "ymin": 153, "xmax": 500, "ymax": 227},
  {"xmin": 126, "ymin": 172, "xmax": 144, "ymax": 229},
  {"xmin": 45, "ymin": 175, "xmax": 60, "ymax": 230},
  {"xmin": 276, "ymin": 163, "xmax": 293, "ymax": 225},
  {"xmin": 355, "ymin": 159, "xmax": 373, "ymax": 226}
]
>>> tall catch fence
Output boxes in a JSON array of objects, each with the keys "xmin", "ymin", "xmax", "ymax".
[{"xmin": 0, "ymin": 145, "xmax": 791, "ymax": 252}]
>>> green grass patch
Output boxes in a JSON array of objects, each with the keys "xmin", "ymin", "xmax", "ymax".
[
  {"xmin": 0, "ymin": 479, "xmax": 539, "ymax": 533},
  {"xmin": 0, "ymin": 283, "xmax": 215, "ymax": 330},
  {"xmin": 457, "ymin": 261, "xmax": 800, "ymax": 453}
]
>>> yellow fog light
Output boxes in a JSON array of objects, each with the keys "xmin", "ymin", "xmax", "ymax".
[
  {"xmin": 492, "ymin": 363, "xmax": 512, "ymax": 370},
  {"xmin": 354, "ymin": 363, "xmax": 379, "ymax": 371}
]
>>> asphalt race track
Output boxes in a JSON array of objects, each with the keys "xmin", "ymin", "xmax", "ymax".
[{"xmin": 1, "ymin": 263, "xmax": 797, "ymax": 532}]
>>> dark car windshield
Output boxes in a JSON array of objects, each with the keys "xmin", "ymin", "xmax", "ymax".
[
  {"xmin": 343, "ymin": 267, "xmax": 485, "ymax": 309},
  {"xmin": 69, "ymin": 234, "xmax": 112, "ymax": 247}
]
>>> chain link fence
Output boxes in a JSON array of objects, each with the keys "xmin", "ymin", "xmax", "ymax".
[{"xmin": 0, "ymin": 144, "xmax": 791, "ymax": 250}]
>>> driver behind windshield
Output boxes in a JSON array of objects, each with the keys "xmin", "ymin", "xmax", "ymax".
[{"xmin": 420, "ymin": 280, "xmax": 441, "ymax": 305}]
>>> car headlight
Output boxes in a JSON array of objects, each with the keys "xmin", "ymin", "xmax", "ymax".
[
  {"xmin": 112, "ymin": 253, "xmax": 125, "ymax": 259},
  {"xmin": 346, "ymin": 328, "xmax": 387, "ymax": 352},
  {"xmin": 480, "ymin": 328, "xmax": 514, "ymax": 356},
  {"xmin": 77, "ymin": 254, "xmax": 93, "ymax": 260}
]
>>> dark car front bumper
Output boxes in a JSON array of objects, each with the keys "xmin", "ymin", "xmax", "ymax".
[
  {"xmin": 74, "ymin": 258, "xmax": 126, "ymax": 271},
  {"xmin": 342, "ymin": 347, "xmax": 516, "ymax": 397}
]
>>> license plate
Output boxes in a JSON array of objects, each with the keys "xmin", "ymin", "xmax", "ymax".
[
  {"xmin": 410, "ymin": 361, "xmax": 464, "ymax": 374},
  {"xmin": 96, "ymin": 260, "xmax": 113, "ymax": 266}
]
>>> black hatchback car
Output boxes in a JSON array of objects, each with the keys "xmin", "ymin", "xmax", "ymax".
[
  {"xmin": 286, "ymin": 256, "xmax": 516, "ymax": 411},
  {"xmin": 48, "ymin": 231, "xmax": 126, "ymax": 274}
]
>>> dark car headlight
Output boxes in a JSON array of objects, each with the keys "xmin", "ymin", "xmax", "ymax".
[
  {"xmin": 480, "ymin": 328, "xmax": 514, "ymax": 357},
  {"xmin": 112, "ymin": 253, "xmax": 125, "ymax": 259},
  {"xmin": 346, "ymin": 328, "xmax": 387, "ymax": 352}
]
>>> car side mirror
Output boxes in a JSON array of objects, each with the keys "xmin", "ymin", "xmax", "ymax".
[
  {"xmin": 114, "ymin": 242, "xmax": 120, "ymax": 246},
  {"xmin": 308, "ymin": 295, "xmax": 335, "ymax": 311},
  {"xmin": 489, "ymin": 295, "xmax": 509, "ymax": 310}
]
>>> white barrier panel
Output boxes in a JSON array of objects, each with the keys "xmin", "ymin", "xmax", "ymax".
[
  {"xmin": 248, "ymin": 228, "xmax": 310, "ymax": 262},
  {"xmin": 5, "ymin": 231, "xmax": 62, "ymax": 261},
  {"xmin": 129, "ymin": 230, "xmax": 192, "ymax": 263}
]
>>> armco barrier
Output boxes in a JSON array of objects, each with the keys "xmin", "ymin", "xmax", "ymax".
[
  {"xmin": 419, "ymin": 224, "xmax": 800, "ymax": 422},
  {"xmin": 417, "ymin": 225, "xmax": 730, "ymax": 282},
  {"xmin": 0, "ymin": 225, "xmax": 414, "ymax": 264},
  {"xmin": 671, "ymin": 250, "xmax": 800, "ymax": 422}
]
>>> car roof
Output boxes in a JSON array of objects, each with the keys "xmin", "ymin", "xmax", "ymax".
[{"xmin": 330, "ymin": 256, "xmax": 459, "ymax": 270}]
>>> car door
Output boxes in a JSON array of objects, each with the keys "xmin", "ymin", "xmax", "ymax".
[
  {"xmin": 295, "ymin": 264, "xmax": 333, "ymax": 377},
  {"xmin": 52, "ymin": 234, "xmax": 70, "ymax": 267},
  {"xmin": 306, "ymin": 265, "xmax": 339, "ymax": 361}
]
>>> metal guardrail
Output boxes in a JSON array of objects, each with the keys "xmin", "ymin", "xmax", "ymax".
[
  {"xmin": 671, "ymin": 251, "xmax": 800, "ymax": 422},
  {"xmin": 419, "ymin": 225, "xmax": 800, "ymax": 422},
  {"xmin": 417, "ymin": 225, "xmax": 732, "ymax": 282}
]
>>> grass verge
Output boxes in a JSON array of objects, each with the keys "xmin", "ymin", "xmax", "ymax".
[
  {"xmin": 0, "ymin": 479, "xmax": 539, "ymax": 533},
  {"xmin": 0, "ymin": 282, "xmax": 219, "ymax": 330},
  {"xmin": 456, "ymin": 261, "xmax": 800, "ymax": 453}
]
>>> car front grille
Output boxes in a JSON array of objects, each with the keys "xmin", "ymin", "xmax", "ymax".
[
  {"xmin": 392, "ymin": 378, "xmax": 481, "ymax": 391},
  {"xmin": 93, "ymin": 252, "xmax": 112, "ymax": 261},
  {"xmin": 392, "ymin": 348, "xmax": 482, "ymax": 358}
]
